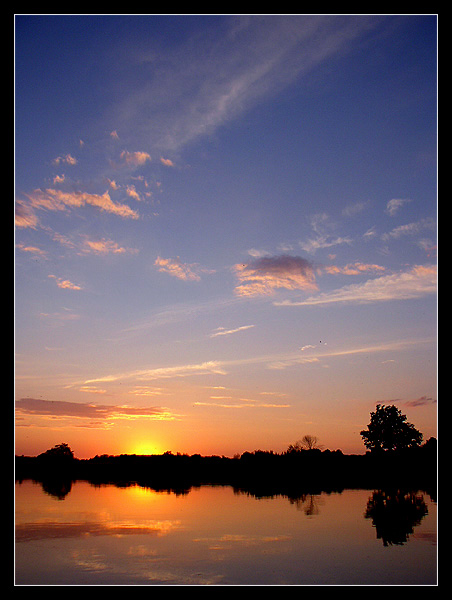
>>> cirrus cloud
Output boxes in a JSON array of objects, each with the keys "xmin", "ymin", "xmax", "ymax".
[{"xmin": 275, "ymin": 264, "xmax": 437, "ymax": 307}]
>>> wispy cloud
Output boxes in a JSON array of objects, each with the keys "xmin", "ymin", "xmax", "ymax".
[
  {"xmin": 381, "ymin": 217, "xmax": 436, "ymax": 241},
  {"xmin": 405, "ymin": 395, "xmax": 437, "ymax": 407},
  {"xmin": 120, "ymin": 297, "xmax": 244, "ymax": 335},
  {"xmin": 128, "ymin": 386, "xmax": 166, "ymax": 397},
  {"xmin": 299, "ymin": 235, "xmax": 352, "ymax": 254},
  {"xmin": 385, "ymin": 198, "xmax": 411, "ymax": 216},
  {"xmin": 48, "ymin": 232, "xmax": 138, "ymax": 256},
  {"xmin": 275, "ymin": 264, "xmax": 437, "ymax": 307},
  {"xmin": 39, "ymin": 308, "xmax": 80, "ymax": 322},
  {"xmin": 79, "ymin": 236, "xmax": 138, "ymax": 255},
  {"xmin": 16, "ymin": 243, "xmax": 47, "ymax": 257},
  {"xmin": 210, "ymin": 325, "xmax": 255, "ymax": 338},
  {"xmin": 154, "ymin": 256, "xmax": 214, "ymax": 281},
  {"xmin": 16, "ymin": 398, "xmax": 176, "ymax": 422},
  {"xmin": 84, "ymin": 360, "xmax": 227, "ymax": 384},
  {"xmin": 15, "ymin": 199, "xmax": 40, "ymax": 229},
  {"xmin": 193, "ymin": 400, "xmax": 290, "ymax": 409},
  {"xmin": 78, "ymin": 386, "xmax": 108, "ymax": 394},
  {"xmin": 299, "ymin": 213, "xmax": 352, "ymax": 254},
  {"xmin": 48, "ymin": 275, "xmax": 82, "ymax": 290},
  {"xmin": 112, "ymin": 15, "xmax": 382, "ymax": 153},
  {"xmin": 233, "ymin": 255, "xmax": 317, "ymax": 297},
  {"xmin": 342, "ymin": 200, "xmax": 369, "ymax": 217},
  {"xmin": 20, "ymin": 188, "xmax": 139, "ymax": 221},
  {"xmin": 81, "ymin": 338, "xmax": 431, "ymax": 387},
  {"xmin": 322, "ymin": 262, "xmax": 385, "ymax": 276}
]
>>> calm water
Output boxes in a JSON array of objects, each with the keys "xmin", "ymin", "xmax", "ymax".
[{"xmin": 15, "ymin": 480, "xmax": 437, "ymax": 585}]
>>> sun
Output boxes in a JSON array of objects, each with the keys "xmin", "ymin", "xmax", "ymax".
[{"xmin": 130, "ymin": 442, "xmax": 164, "ymax": 456}]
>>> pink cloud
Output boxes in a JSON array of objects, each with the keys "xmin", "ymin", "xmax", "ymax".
[
  {"xmin": 233, "ymin": 255, "xmax": 318, "ymax": 297},
  {"xmin": 23, "ymin": 188, "xmax": 139, "ymax": 220}
]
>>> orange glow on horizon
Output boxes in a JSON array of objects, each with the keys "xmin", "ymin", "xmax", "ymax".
[{"xmin": 129, "ymin": 441, "xmax": 166, "ymax": 456}]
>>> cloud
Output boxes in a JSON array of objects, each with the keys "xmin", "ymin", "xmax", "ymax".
[
  {"xmin": 119, "ymin": 150, "xmax": 151, "ymax": 167},
  {"xmin": 48, "ymin": 275, "xmax": 82, "ymax": 290},
  {"xmin": 233, "ymin": 255, "xmax": 318, "ymax": 297},
  {"xmin": 52, "ymin": 154, "xmax": 77, "ymax": 166},
  {"xmin": 112, "ymin": 16, "xmax": 382, "ymax": 153},
  {"xmin": 385, "ymin": 198, "xmax": 411, "ymax": 216},
  {"xmin": 299, "ymin": 234, "xmax": 352, "ymax": 254},
  {"xmin": 15, "ymin": 200, "xmax": 40, "ymax": 229},
  {"xmin": 154, "ymin": 256, "xmax": 214, "ymax": 281},
  {"xmin": 193, "ymin": 400, "xmax": 290, "ymax": 409},
  {"xmin": 128, "ymin": 387, "xmax": 166, "ymax": 397},
  {"xmin": 84, "ymin": 360, "xmax": 227, "ymax": 384},
  {"xmin": 363, "ymin": 227, "xmax": 377, "ymax": 239},
  {"xmin": 49, "ymin": 232, "xmax": 137, "ymax": 256},
  {"xmin": 405, "ymin": 395, "xmax": 437, "ymax": 407},
  {"xmin": 342, "ymin": 200, "xmax": 369, "ymax": 217},
  {"xmin": 80, "ymin": 337, "xmax": 433, "ymax": 389},
  {"xmin": 275, "ymin": 264, "xmax": 437, "ymax": 306},
  {"xmin": 15, "ymin": 398, "xmax": 175, "ymax": 421},
  {"xmin": 22, "ymin": 188, "xmax": 139, "ymax": 220},
  {"xmin": 299, "ymin": 213, "xmax": 352, "ymax": 254},
  {"xmin": 79, "ymin": 237, "xmax": 137, "ymax": 255},
  {"xmin": 322, "ymin": 262, "xmax": 385, "ymax": 276},
  {"xmin": 160, "ymin": 157, "xmax": 174, "ymax": 167},
  {"xmin": 39, "ymin": 308, "xmax": 80, "ymax": 322},
  {"xmin": 210, "ymin": 325, "xmax": 255, "ymax": 338},
  {"xmin": 78, "ymin": 386, "xmax": 108, "ymax": 394},
  {"xmin": 381, "ymin": 217, "xmax": 436, "ymax": 241},
  {"xmin": 125, "ymin": 185, "xmax": 143, "ymax": 202},
  {"xmin": 16, "ymin": 243, "xmax": 47, "ymax": 257}
]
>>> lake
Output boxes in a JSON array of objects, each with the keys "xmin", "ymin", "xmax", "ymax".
[{"xmin": 15, "ymin": 480, "xmax": 437, "ymax": 585}]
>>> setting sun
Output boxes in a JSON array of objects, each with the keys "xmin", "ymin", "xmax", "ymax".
[{"xmin": 130, "ymin": 442, "xmax": 165, "ymax": 456}]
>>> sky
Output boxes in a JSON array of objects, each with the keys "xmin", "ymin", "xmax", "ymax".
[{"xmin": 14, "ymin": 14, "xmax": 437, "ymax": 459}]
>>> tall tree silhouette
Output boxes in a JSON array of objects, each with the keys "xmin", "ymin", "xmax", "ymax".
[{"xmin": 360, "ymin": 404, "xmax": 423, "ymax": 452}]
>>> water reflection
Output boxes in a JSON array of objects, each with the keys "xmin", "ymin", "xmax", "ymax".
[
  {"xmin": 288, "ymin": 493, "xmax": 323, "ymax": 516},
  {"xmin": 40, "ymin": 477, "xmax": 74, "ymax": 500},
  {"xmin": 16, "ymin": 517, "xmax": 182, "ymax": 543},
  {"xmin": 15, "ymin": 481, "xmax": 437, "ymax": 585},
  {"xmin": 364, "ymin": 489, "xmax": 429, "ymax": 547},
  {"xmin": 26, "ymin": 478, "xmax": 433, "ymax": 547}
]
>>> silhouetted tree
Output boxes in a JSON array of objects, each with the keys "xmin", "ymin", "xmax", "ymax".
[
  {"xmin": 360, "ymin": 404, "xmax": 423, "ymax": 452},
  {"xmin": 287, "ymin": 435, "xmax": 323, "ymax": 452},
  {"xmin": 38, "ymin": 443, "xmax": 75, "ymax": 460}
]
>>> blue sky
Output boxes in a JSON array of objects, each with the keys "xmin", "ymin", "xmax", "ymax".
[{"xmin": 15, "ymin": 15, "xmax": 437, "ymax": 458}]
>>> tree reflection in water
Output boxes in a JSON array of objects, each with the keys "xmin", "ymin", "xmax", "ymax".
[
  {"xmin": 364, "ymin": 489, "xmax": 429, "ymax": 546},
  {"xmin": 40, "ymin": 478, "xmax": 74, "ymax": 500},
  {"xmin": 289, "ymin": 493, "xmax": 323, "ymax": 516},
  {"xmin": 33, "ymin": 478, "xmax": 432, "ymax": 549}
]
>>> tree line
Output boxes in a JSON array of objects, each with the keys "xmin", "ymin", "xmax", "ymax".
[{"xmin": 15, "ymin": 405, "xmax": 436, "ymax": 495}]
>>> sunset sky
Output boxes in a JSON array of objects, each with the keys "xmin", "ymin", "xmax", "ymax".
[{"xmin": 15, "ymin": 15, "xmax": 437, "ymax": 459}]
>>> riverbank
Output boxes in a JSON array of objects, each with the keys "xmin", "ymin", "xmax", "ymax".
[{"xmin": 15, "ymin": 442, "xmax": 437, "ymax": 499}]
